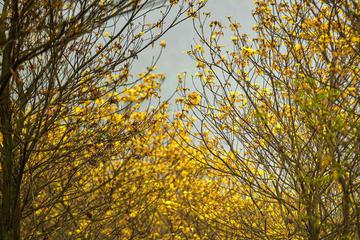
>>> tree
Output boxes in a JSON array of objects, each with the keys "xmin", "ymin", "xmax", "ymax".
[
  {"xmin": 0, "ymin": 0, "xmax": 205, "ymax": 239},
  {"xmin": 22, "ymin": 98, "xmax": 270, "ymax": 239},
  {"xmin": 179, "ymin": 0, "xmax": 359, "ymax": 239}
]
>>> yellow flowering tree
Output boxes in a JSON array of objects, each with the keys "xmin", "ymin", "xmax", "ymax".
[
  {"xmin": 24, "ymin": 97, "xmax": 273, "ymax": 239},
  {"xmin": 0, "ymin": 0, "xmax": 206, "ymax": 239},
  {"xmin": 180, "ymin": 0, "xmax": 359, "ymax": 239}
]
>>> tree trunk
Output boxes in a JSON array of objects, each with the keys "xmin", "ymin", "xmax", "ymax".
[
  {"xmin": 308, "ymin": 215, "xmax": 320, "ymax": 240},
  {"xmin": 339, "ymin": 176, "xmax": 351, "ymax": 239},
  {"xmin": 0, "ymin": 88, "xmax": 21, "ymax": 240},
  {"xmin": 0, "ymin": 13, "xmax": 21, "ymax": 237},
  {"xmin": 306, "ymin": 194, "xmax": 320, "ymax": 240}
]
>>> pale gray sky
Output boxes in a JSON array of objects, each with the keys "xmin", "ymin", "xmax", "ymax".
[{"xmin": 132, "ymin": 0, "xmax": 255, "ymax": 100}]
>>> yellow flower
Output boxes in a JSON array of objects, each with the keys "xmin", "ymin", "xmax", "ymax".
[
  {"xmin": 160, "ymin": 40, "xmax": 166, "ymax": 48},
  {"xmin": 242, "ymin": 47, "xmax": 256, "ymax": 54},
  {"xmin": 73, "ymin": 106, "xmax": 82, "ymax": 114},
  {"xmin": 194, "ymin": 44, "xmax": 204, "ymax": 53},
  {"xmin": 231, "ymin": 36, "xmax": 239, "ymax": 43},
  {"xmin": 103, "ymin": 31, "xmax": 110, "ymax": 38},
  {"xmin": 187, "ymin": 92, "xmax": 201, "ymax": 106},
  {"xmin": 294, "ymin": 43, "xmax": 302, "ymax": 51}
]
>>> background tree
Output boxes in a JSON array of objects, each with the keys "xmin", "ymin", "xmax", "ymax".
[
  {"xmin": 179, "ymin": 0, "xmax": 359, "ymax": 239},
  {"xmin": 0, "ymin": 0, "xmax": 205, "ymax": 239},
  {"xmin": 23, "ymin": 96, "xmax": 271, "ymax": 240}
]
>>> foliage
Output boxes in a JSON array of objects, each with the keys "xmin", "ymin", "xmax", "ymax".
[
  {"xmin": 0, "ymin": 0, "xmax": 205, "ymax": 239},
  {"xmin": 179, "ymin": 0, "xmax": 359, "ymax": 239},
  {"xmin": 1, "ymin": 0, "xmax": 359, "ymax": 239}
]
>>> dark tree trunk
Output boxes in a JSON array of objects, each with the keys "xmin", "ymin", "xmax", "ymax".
[
  {"xmin": 0, "ymin": 86, "xmax": 21, "ymax": 240},
  {"xmin": 0, "ymin": 2, "xmax": 21, "ymax": 235}
]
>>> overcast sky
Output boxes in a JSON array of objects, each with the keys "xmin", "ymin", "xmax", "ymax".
[{"xmin": 132, "ymin": 0, "xmax": 255, "ymax": 100}]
